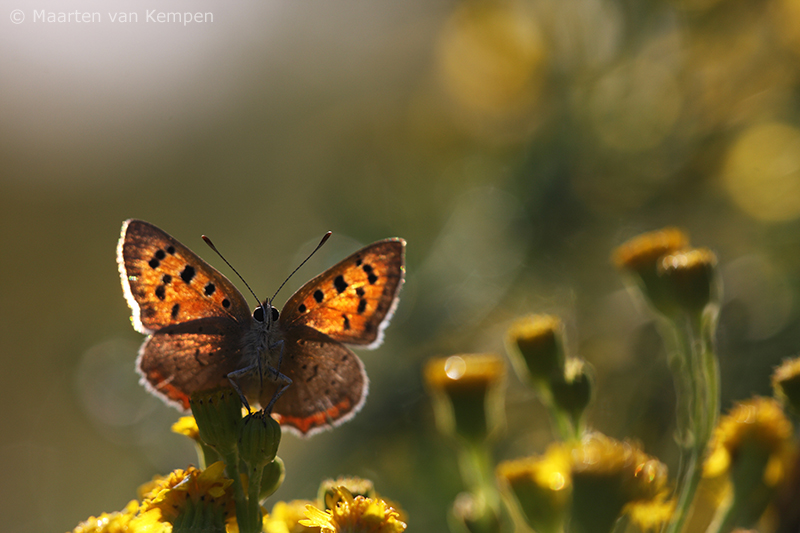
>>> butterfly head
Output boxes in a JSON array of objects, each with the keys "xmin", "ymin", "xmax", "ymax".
[{"xmin": 253, "ymin": 302, "xmax": 279, "ymax": 326}]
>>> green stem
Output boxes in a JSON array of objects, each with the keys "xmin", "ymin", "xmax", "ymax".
[
  {"xmin": 221, "ymin": 449, "xmax": 251, "ymax": 533},
  {"xmin": 664, "ymin": 308, "xmax": 720, "ymax": 533},
  {"xmin": 656, "ymin": 318, "xmax": 694, "ymax": 487},
  {"xmin": 247, "ymin": 464, "xmax": 265, "ymax": 532},
  {"xmin": 550, "ymin": 402, "xmax": 578, "ymax": 442},
  {"xmin": 458, "ymin": 441, "xmax": 500, "ymax": 511},
  {"xmin": 536, "ymin": 383, "xmax": 578, "ymax": 442}
]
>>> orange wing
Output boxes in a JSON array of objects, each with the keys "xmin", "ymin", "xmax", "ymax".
[
  {"xmin": 279, "ymin": 239, "xmax": 405, "ymax": 348},
  {"xmin": 117, "ymin": 219, "xmax": 252, "ymax": 334}
]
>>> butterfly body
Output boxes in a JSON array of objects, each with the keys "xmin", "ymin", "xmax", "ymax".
[{"xmin": 117, "ymin": 219, "xmax": 405, "ymax": 436}]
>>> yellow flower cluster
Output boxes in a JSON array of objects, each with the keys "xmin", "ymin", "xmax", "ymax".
[{"xmin": 71, "ymin": 462, "xmax": 236, "ymax": 533}]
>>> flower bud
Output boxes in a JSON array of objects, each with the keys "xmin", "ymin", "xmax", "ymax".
[
  {"xmin": 613, "ymin": 228, "xmax": 690, "ymax": 317},
  {"xmin": 772, "ymin": 357, "xmax": 800, "ymax": 415},
  {"xmin": 505, "ymin": 315, "xmax": 565, "ymax": 387},
  {"xmin": 190, "ymin": 388, "xmax": 244, "ymax": 455},
  {"xmin": 239, "ymin": 410, "xmax": 281, "ymax": 469},
  {"xmin": 550, "ymin": 359, "xmax": 593, "ymax": 435},
  {"xmin": 259, "ymin": 456, "xmax": 285, "ymax": 500},
  {"xmin": 657, "ymin": 248, "xmax": 719, "ymax": 316},
  {"xmin": 424, "ymin": 354, "xmax": 507, "ymax": 443}
]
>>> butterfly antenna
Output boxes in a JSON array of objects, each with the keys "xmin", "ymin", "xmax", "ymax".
[
  {"xmin": 269, "ymin": 231, "xmax": 332, "ymax": 306},
  {"xmin": 202, "ymin": 235, "xmax": 262, "ymax": 308}
]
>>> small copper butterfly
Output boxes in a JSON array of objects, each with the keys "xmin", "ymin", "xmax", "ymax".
[{"xmin": 117, "ymin": 219, "xmax": 405, "ymax": 436}]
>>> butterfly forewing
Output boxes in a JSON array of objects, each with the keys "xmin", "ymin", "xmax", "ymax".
[
  {"xmin": 258, "ymin": 326, "xmax": 368, "ymax": 436},
  {"xmin": 279, "ymin": 239, "xmax": 405, "ymax": 348},
  {"xmin": 118, "ymin": 219, "xmax": 252, "ymax": 333}
]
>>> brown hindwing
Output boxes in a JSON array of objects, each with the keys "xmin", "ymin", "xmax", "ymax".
[
  {"xmin": 259, "ymin": 326, "xmax": 368, "ymax": 436},
  {"xmin": 137, "ymin": 317, "xmax": 246, "ymax": 411}
]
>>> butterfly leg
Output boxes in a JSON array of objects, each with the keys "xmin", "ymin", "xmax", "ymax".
[
  {"xmin": 270, "ymin": 339, "xmax": 286, "ymax": 376},
  {"xmin": 226, "ymin": 363, "xmax": 261, "ymax": 413},
  {"xmin": 261, "ymin": 339, "xmax": 292, "ymax": 413},
  {"xmin": 263, "ymin": 371, "xmax": 292, "ymax": 414}
]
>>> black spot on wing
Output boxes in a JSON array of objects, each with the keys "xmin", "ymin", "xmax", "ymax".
[
  {"xmin": 334, "ymin": 275, "xmax": 348, "ymax": 293},
  {"xmin": 362, "ymin": 264, "xmax": 378, "ymax": 284},
  {"xmin": 358, "ymin": 299, "xmax": 367, "ymax": 314},
  {"xmin": 314, "ymin": 289, "xmax": 324, "ymax": 303},
  {"xmin": 298, "ymin": 304, "xmax": 307, "ymax": 313},
  {"xmin": 343, "ymin": 314, "xmax": 351, "ymax": 330},
  {"xmin": 181, "ymin": 265, "xmax": 196, "ymax": 283},
  {"xmin": 204, "ymin": 282, "xmax": 216, "ymax": 296},
  {"xmin": 162, "ymin": 274, "xmax": 172, "ymax": 284},
  {"xmin": 155, "ymin": 285, "xmax": 166, "ymax": 300},
  {"xmin": 171, "ymin": 303, "xmax": 180, "ymax": 318}
]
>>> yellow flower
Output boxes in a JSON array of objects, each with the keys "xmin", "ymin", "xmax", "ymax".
[
  {"xmin": 71, "ymin": 500, "xmax": 139, "ymax": 533},
  {"xmin": 318, "ymin": 477, "xmax": 376, "ymax": 507},
  {"xmin": 171, "ymin": 416, "xmax": 200, "ymax": 442},
  {"xmin": 496, "ymin": 445, "xmax": 572, "ymax": 533},
  {"xmin": 624, "ymin": 492, "xmax": 675, "ymax": 533},
  {"xmin": 703, "ymin": 398, "xmax": 795, "ymax": 533},
  {"xmin": 570, "ymin": 433, "xmax": 668, "ymax": 533},
  {"xmin": 135, "ymin": 461, "xmax": 237, "ymax": 531},
  {"xmin": 265, "ymin": 500, "xmax": 320, "ymax": 533},
  {"xmin": 300, "ymin": 487, "xmax": 407, "ymax": 533},
  {"xmin": 704, "ymin": 397, "xmax": 793, "ymax": 485},
  {"xmin": 612, "ymin": 227, "xmax": 689, "ymax": 272}
]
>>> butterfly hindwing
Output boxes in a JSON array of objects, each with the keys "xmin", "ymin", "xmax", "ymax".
[
  {"xmin": 279, "ymin": 239, "xmax": 405, "ymax": 348},
  {"xmin": 258, "ymin": 325, "xmax": 368, "ymax": 436},
  {"xmin": 137, "ymin": 318, "xmax": 248, "ymax": 411},
  {"xmin": 118, "ymin": 219, "xmax": 252, "ymax": 334}
]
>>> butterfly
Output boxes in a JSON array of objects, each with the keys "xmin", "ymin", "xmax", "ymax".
[{"xmin": 117, "ymin": 219, "xmax": 405, "ymax": 436}]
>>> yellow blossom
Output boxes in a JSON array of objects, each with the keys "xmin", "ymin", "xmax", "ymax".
[
  {"xmin": 704, "ymin": 397, "xmax": 793, "ymax": 485},
  {"xmin": 265, "ymin": 500, "xmax": 320, "ymax": 533},
  {"xmin": 624, "ymin": 492, "xmax": 675, "ymax": 532},
  {"xmin": 135, "ymin": 462, "xmax": 237, "ymax": 530},
  {"xmin": 299, "ymin": 487, "xmax": 407, "ymax": 533},
  {"xmin": 171, "ymin": 416, "xmax": 200, "ymax": 442},
  {"xmin": 71, "ymin": 500, "xmax": 140, "ymax": 533},
  {"xmin": 612, "ymin": 228, "xmax": 689, "ymax": 272},
  {"xmin": 496, "ymin": 445, "xmax": 572, "ymax": 533}
]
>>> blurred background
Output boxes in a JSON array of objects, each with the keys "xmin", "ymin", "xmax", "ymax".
[{"xmin": 4, "ymin": 0, "xmax": 800, "ymax": 530}]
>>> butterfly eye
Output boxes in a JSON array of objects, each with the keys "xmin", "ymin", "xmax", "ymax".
[{"xmin": 253, "ymin": 305, "xmax": 280, "ymax": 323}]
